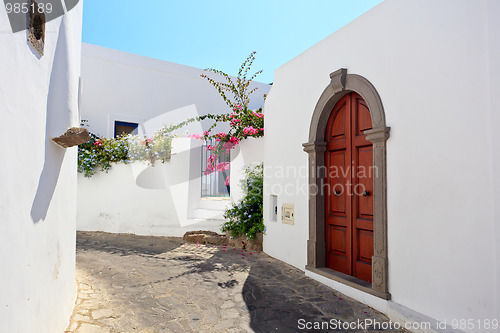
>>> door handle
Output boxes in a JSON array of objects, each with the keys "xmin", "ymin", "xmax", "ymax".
[
  {"xmin": 362, "ymin": 191, "xmax": 370, "ymax": 197},
  {"xmin": 333, "ymin": 190, "xmax": 341, "ymax": 196}
]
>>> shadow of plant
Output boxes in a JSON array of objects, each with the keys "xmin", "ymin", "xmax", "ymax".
[
  {"xmin": 75, "ymin": 232, "xmax": 403, "ymax": 333},
  {"xmin": 164, "ymin": 247, "xmax": 250, "ymax": 282},
  {"xmin": 77, "ymin": 231, "xmax": 184, "ymax": 257}
]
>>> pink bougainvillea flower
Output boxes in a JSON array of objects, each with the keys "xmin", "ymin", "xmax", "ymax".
[
  {"xmin": 187, "ymin": 133, "xmax": 203, "ymax": 140},
  {"xmin": 215, "ymin": 132, "xmax": 226, "ymax": 142},
  {"xmin": 215, "ymin": 162, "xmax": 230, "ymax": 172},
  {"xmin": 225, "ymin": 176, "xmax": 230, "ymax": 186},
  {"xmin": 221, "ymin": 142, "xmax": 232, "ymax": 151},
  {"xmin": 244, "ymin": 126, "xmax": 259, "ymax": 135},
  {"xmin": 204, "ymin": 167, "xmax": 214, "ymax": 175}
]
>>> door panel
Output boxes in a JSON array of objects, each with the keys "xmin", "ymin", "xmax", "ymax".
[
  {"xmin": 325, "ymin": 92, "xmax": 373, "ymax": 283},
  {"xmin": 353, "ymin": 227, "xmax": 373, "ymax": 282},
  {"xmin": 356, "ymin": 146, "xmax": 373, "ymax": 218},
  {"xmin": 329, "ymin": 150, "xmax": 347, "ymax": 214},
  {"xmin": 331, "ymin": 104, "xmax": 347, "ymax": 140},
  {"xmin": 328, "ymin": 225, "xmax": 349, "ymax": 274},
  {"xmin": 355, "ymin": 98, "xmax": 372, "ymax": 135},
  {"xmin": 325, "ymin": 95, "xmax": 352, "ymax": 275},
  {"xmin": 331, "ymin": 226, "xmax": 347, "ymax": 254}
]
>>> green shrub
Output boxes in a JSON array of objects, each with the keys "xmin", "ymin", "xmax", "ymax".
[
  {"xmin": 77, "ymin": 133, "xmax": 129, "ymax": 177},
  {"xmin": 78, "ymin": 124, "xmax": 175, "ymax": 177},
  {"xmin": 222, "ymin": 164, "xmax": 265, "ymax": 239}
]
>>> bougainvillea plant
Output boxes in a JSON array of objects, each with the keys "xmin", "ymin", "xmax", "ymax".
[
  {"xmin": 180, "ymin": 51, "xmax": 265, "ymax": 179},
  {"xmin": 78, "ymin": 122, "xmax": 180, "ymax": 177},
  {"xmin": 78, "ymin": 52, "xmax": 265, "ymax": 179}
]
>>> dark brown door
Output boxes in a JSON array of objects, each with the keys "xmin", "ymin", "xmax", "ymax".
[{"xmin": 325, "ymin": 92, "xmax": 373, "ymax": 282}]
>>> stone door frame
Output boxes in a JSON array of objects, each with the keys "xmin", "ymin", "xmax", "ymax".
[{"xmin": 303, "ymin": 69, "xmax": 391, "ymax": 299}]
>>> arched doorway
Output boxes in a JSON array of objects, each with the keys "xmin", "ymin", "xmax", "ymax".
[
  {"xmin": 303, "ymin": 69, "xmax": 390, "ymax": 299},
  {"xmin": 325, "ymin": 92, "xmax": 373, "ymax": 282}
]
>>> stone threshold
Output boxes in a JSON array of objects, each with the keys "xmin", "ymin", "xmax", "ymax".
[{"xmin": 305, "ymin": 265, "xmax": 391, "ymax": 300}]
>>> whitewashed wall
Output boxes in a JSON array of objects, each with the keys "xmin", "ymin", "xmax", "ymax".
[
  {"xmin": 78, "ymin": 138, "xmax": 234, "ymax": 236},
  {"xmin": 80, "ymin": 43, "xmax": 270, "ymax": 138},
  {"xmin": 230, "ymin": 137, "xmax": 264, "ymax": 203},
  {"xmin": 263, "ymin": 0, "xmax": 499, "ymax": 331},
  {"xmin": 0, "ymin": 3, "xmax": 83, "ymax": 333},
  {"xmin": 78, "ymin": 46, "xmax": 270, "ymax": 236},
  {"xmin": 488, "ymin": 0, "xmax": 500, "ymax": 324}
]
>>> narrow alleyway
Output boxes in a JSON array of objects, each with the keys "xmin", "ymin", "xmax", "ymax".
[{"xmin": 66, "ymin": 232, "xmax": 405, "ymax": 333}]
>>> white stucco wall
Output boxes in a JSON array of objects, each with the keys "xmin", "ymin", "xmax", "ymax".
[
  {"xmin": 263, "ymin": 0, "xmax": 498, "ymax": 331},
  {"xmin": 0, "ymin": 3, "xmax": 83, "ymax": 333},
  {"xmin": 230, "ymin": 137, "xmax": 264, "ymax": 203},
  {"xmin": 77, "ymin": 46, "xmax": 270, "ymax": 235},
  {"xmin": 487, "ymin": 0, "xmax": 500, "ymax": 323},
  {"xmin": 80, "ymin": 43, "xmax": 270, "ymax": 138},
  {"xmin": 78, "ymin": 138, "xmax": 230, "ymax": 236}
]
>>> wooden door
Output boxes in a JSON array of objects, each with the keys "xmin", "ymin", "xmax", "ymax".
[{"xmin": 325, "ymin": 92, "xmax": 373, "ymax": 282}]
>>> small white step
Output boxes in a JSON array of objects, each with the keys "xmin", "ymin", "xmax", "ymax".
[
  {"xmin": 192, "ymin": 208, "xmax": 225, "ymax": 220},
  {"xmin": 198, "ymin": 198, "xmax": 231, "ymax": 211}
]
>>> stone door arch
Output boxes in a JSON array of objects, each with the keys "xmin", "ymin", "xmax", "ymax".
[{"xmin": 303, "ymin": 69, "xmax": 390, "ymax": 299}]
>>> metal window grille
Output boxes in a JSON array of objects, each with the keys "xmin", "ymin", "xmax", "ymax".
[{"xmin": 201, "ymin": 140, "xmax": 230, "ymax": 197}]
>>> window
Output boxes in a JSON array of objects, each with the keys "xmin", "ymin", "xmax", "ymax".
[
  {"xmin": 114, "ymin": 121, "xmax": 138, "ymax": 138},
  {"xmin": 201, "ymin": 140, "xmax": 230, "ymax": 197}
]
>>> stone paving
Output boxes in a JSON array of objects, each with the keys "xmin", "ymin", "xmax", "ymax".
[{"xmin": 66, "ymin": 231, "xmax": 406, "ymax": 333}]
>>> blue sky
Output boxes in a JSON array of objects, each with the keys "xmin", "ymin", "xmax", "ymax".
[{"xmin": 82, "ymin": 0, "xmax": 383, "ymax": 83}]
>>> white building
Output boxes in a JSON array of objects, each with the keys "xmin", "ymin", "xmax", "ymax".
[
  {"xmin": 77, "ymin": 44, "xmax": 270, "ymax": 236},
  {"xmin": 3, "ymin": 0, "xmax": 497, "ymax": 331},
  {"xmin": 0, "ymin": 2, "xmax": 83, "ymax": 333},
  {"xmin": 263, "ymin": 0, "xmax": 500, "ymax": 331}
]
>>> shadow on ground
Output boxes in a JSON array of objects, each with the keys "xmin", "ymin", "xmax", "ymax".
[
  {"xmin": 74, "ymin": 232, "xmax": 405, "ymax": 332},
  {"xmin": 77, "ymin": 231, "xmax": 184, "ymax": 257},
  {"xmin": 241, "ymin": 258, "xmax": 400, "ymax": 332}
]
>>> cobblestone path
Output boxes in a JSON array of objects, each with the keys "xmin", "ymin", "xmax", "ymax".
[{"xmin": 66, "ymin": 231, "xmax": 405, "ymax": 333}]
